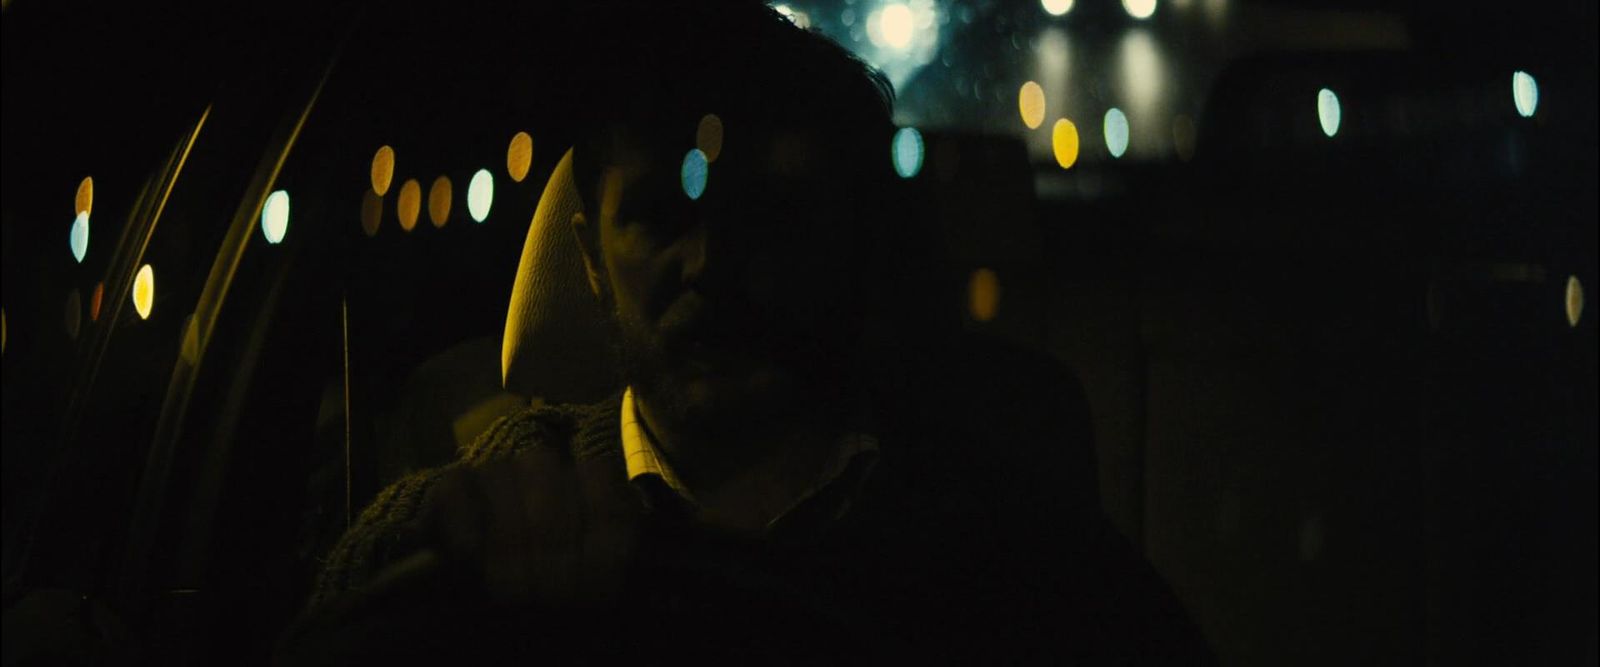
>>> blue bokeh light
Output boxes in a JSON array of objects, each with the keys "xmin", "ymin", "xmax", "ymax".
[
  {"xmin": 1103, "ymin": 108, "xmax": 1130, "ymax": 158},
  {"xmin": 70, "ymin": 212, "xmax": 89, "ymax": 263},
  {"xmin": 892, "ymin": 127, "xmax": 925, "ymax": 179},
  {"xmin": 681, "ymin": 148, "xmax": 709, "ymax": 200}
]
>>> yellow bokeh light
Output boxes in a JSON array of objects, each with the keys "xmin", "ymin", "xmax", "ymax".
[
  {"xmin": 696, "ymin": 114, "xmax": 725, "ymax": 163},
  {"xmin": 371, "ymin": 146, "xmax": 396, "ymax": 196},
  {"xmin": 506, "ymin": 132, "xmax": 533, "ymax": 183},
  {"xmin": 397, "ymin": 179, "xmax": 421, "ymax": 232},
  {"xmin": 132, "ymin": 264, "xmax": 155, "ymax": 320},
  {"xmin": 1051, "ymin": 118, "xmax": 1080, "ymax": 169},
  {"xmin": 968, "ymin": 268, "xmax": 1001, "ymax": 322},
  {"xmin": 428, "ymin": 175, "xmax": 452, "ymax": 228},
  {"xmin": 1018, "ymin": 81, "xmax": 1046, "ymax": 130},
  {"xmin": 360, "ymin": 188, "xmax": 383, "ymax": 237},
  {"xmin": 76, "ymin": 176, "xmax": 94, "ymax": 217}
]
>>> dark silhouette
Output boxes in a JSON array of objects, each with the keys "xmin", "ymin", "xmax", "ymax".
[{"xmin": 279, "ymin": 2, "xmax": 1211, "ymax": 663}]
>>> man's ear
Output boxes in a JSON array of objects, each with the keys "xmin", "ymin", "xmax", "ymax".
[{"xmin": 569, "ymin": 211, "xmax": 604, "ymax": 298}]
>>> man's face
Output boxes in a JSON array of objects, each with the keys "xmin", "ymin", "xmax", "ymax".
[{"xmin": 579, "ymin": 125, "xmax": 873, "ymax": 432}]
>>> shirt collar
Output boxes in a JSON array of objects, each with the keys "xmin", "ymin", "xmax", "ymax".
[
  {"xmin": 619, "ymin": 386, "xmax": 878, "ymax": 534},
  {"xmin": 621, "ymin": 387, "xmax": 694, "ymax": 500}
]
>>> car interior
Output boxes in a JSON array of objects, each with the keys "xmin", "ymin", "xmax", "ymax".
[{"xmin": 2, "ymin": 0, "xmax": 1595, "ymax": 664}]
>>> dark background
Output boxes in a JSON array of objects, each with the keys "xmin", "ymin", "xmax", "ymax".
[{"xmin": 2, "ymin": 0, "xmax": 1595, "ymax": 664}]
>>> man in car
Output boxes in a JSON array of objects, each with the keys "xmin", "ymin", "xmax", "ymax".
[{"xmin": 281, "ymin": 2, "xmax": 1210, "ymax": 663}]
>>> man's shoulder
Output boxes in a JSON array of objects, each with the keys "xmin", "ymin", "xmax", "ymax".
[
  {"xmin": 458, "ymin": 391, "xmax": 625, "ymax": 466},
  {"xmin": 308, "ymin": 392, "xmax": 625, "ymax": 605}
]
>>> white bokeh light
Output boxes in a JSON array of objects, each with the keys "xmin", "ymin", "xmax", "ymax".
[
  {"xmin": 1123, "ymin": 0, "xmax": 1157, "ymax": 20},
  {"xmin": 876, "ymin": 3, "xmax": 914, "ymax": 50},
  {"xmin": 1512, "ymin": 70, "xmax": 1539, "ymax": 118},
  {"xmin": 1117, "ymin": 29, "xmax": 1168, "ymax": 157},
  {"xmin": 1318, "ymin": 88, "xmax": 1341, "ymax": 138},
  {"xmin": 859, "ymin": 0, "xmax": 940, "ymax": 90},
  {"xmin": 1041, "ymin": 0, "xmax": 1074, "ymax": 16},
  {"xmin": 261, "ymin": 190, "xmax": 289, "ymax": 244},
  {"xmin": 467, "ymin": 169, "xmax": 494, "ymax": 222}
]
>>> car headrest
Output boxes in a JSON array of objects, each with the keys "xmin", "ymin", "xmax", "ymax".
[{"xmin": 500, "ymin": 147, "xmax": 619, "ymax": 403}]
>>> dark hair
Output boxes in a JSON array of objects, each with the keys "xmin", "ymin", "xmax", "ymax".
[
  {"xmin": 560, "ymin": 0, "xmax": 959, "ymax": 347},
  {"xmin": 564, "ymin": 1, "xmax": 898, "ymax": 217}
]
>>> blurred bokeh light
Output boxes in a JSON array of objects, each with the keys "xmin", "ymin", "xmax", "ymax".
[
  {"xmin": 397, "ymin": 179, "xmax": 421, "ymax": 232},
  {"xmin": 696, "ymin": 114, "xmax": 725, "ymax": 163},
  {"xmin": 968, "ymin": 268, "xmax": 1001, "ymax": 322},
  {"xmin": 371, "ymin": 145, "xmax": 396, "ymax": 196},
  {"xmin": 132, "ymin": 264, "xmax": 155, "ymax": 320},
  {"xmin": 1041, "ymin": 0, "xmax": 1074, "ymax": 17},
  {"xmin": 681, "ymin": 149, "xmax": 709, "ymax": 200},
  {"xmin": 1104, "ymin": 108, "xmax": 1130, "ymax": 159},
  {"xmin": 70, "ymin": 212, "xmax": 89, "ymax": 263},
  {"xmin": 1019, "ymin": 81, "xmax": 1047, "ymax": 130},
  {"xmin": 1567, "ymin": 276, "xmax": 1584, "ymax": 328},
  {"xmin": 1123, "ymin": 0, "xmax": 1157, "ymax": 20},
  {"xmin": 1052, "ymin": 118, "xmax": 1080, "ymax": 169},
  {"xmin": 75, "ymin": 176, "xmax": 93, "ymax": 217},
  {"xmin": 428, "ymin": 176, "xmax": 453, "ymax": 228},
  {"xmin": 506, "ymin": 132, "xmax": 533, "ymax": 183},
  {"xmin": 892, "ymin": 127, "xmax": 925, "ymax": 179},
  {"xmin": 873, "ymin": 3, "xmax": 914, "ymax": 50},
  {"xmin": 1318, "ymin": 88, "xmax": 1341, "ymax": 138},
  {"xmin": 467, "ymin": 169, "xmax": 493, "ymax": 223},
  {"xmin": 261, "ymin": 190, "xmax": 289, "ymax": 244},
  {"xmin": 1512, "ymin": 71, "xmax": 1539, "ymax": 118},
  {"xmin": 360, "ymin": 188, "xmax": 383, "ymax": 237},
  {"xmin": 90, "ymin": 282, "xmax": 104, "ymax": 322}
]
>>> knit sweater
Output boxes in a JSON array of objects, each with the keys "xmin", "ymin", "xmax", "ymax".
[
  {"xmin": 307, "ymin": 397, "xmax": 615, "ymax": 608},
  {"xmin": 288, "ymin": 337, "xmax": 1214, "ymax": 664}
]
